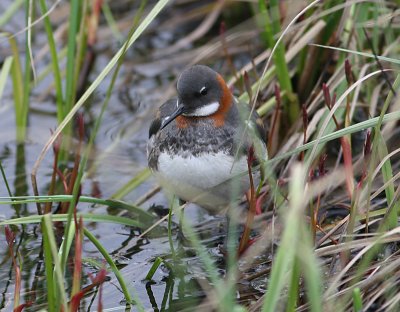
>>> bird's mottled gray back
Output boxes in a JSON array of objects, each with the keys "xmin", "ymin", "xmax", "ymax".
[{"xmin": 147, "ymin": 96, "xmax": 267, "ymax": 170}]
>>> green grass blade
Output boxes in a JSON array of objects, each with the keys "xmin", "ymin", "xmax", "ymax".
[
  {"xmin": 168, "ymin": 198, "xmax": 176, "ymax": 258},
  {"xmin": 145, "ymin": 257, "xmax": 164, "ymax": 280},
  {"xmin": 0, "ymin": 195, "xmax": 154, "ymax": 221},
  {"xmin": 268, "ymin": 110, "xmax": 400, "ymax": 166},
  {"xmin": 262, "ymin": 164, "xmax": 305, "ymax": 312},
  {"xmin": 259, "ymin": 0, "xmax": 297, "ymax": 122},
  {"xmin": 60, "ymin": 0, "xmax": 154, "ymax": 278},
  {"xmin": 22, "ymin": 0, "xmax": 33, "ymax": 142},
  {"xmin": 64, "ymin": 0, "xmax": 81, "ymax": 113},
  {"xmin": 286, "ymin": 258, "xmax": 300, "ymax": 312},
  {"xmin": 376, "ymin": 74, "xmax": 400, "ymax": 130},
  {"xmin": 41, "ymin": 214, "xmax": 68, "ymax": 311},
  {"xmin": 373, "ymin": 75, "xmax": 400, "ymax": 228},
  {"xmin": 0, "ymin": 213, "xmax": 145, "ymax": 228},
  {"xmin": 376, "ymin": 133, "xmax": 397, "ymax": 228},
  {"xmin": 102, "ymin": 3, "xmax": 123, "ymax": 43},
  {"xmin": 0, "ymin": 0, "xmax": 24, "ymax": 27},
  {"xmin": 36, "ymin": 0, "xmax": 171, "ymax": 163},
  {"xmin": 305, "ymin": 69, "xmax": 390, "ymax": 169},
  {"xmin": 0, "ymin": 56, "xmax": 13, "ymax": 100},
  {"xmin": 42, "ymin": 229, "xmax": 56, "ymax": 312},
  {"xmin": 310, "ymin": 43, "xmax": 400, "ymax": 65},
  {"xmin": 0, "ymin": 161, "xmax": 13, "ymax": 197},
  {"xmin": 352, "ymin": 288, "xmax": 362, "ymax": 312},
  {"xmin": 39, "ymin": 0, "xmax": 64, "ymax": 122},
  {"xmin": 298, "ymin": 225, "xmax": 322, "ymax": 312},
  {"xmin": 8, "ymin": 36, "xmax": 24, "ymax": 141},
  {"xmin": 304, "ymin": 108, "xmax": 340, "ymax": 165},
  {"xmin": 111, "ymin": 168, "xmax": 151, "ymax": 199},
  {"xmin": 256, "ymin": 90, "xmax": 286, "ymax": 117},
  {"xmin": 83, "ymin": 228, "xmax": 135, "ymax": 305},
  {"xmin": 181, "ymin": 215, "xmax": 220, "ymax": 285}
]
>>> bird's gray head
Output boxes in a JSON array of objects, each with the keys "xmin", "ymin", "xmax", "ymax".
[
  {"xmin": 176, "ymin": 65, "xmax": 225, "ymax": 117},
  {"xmin": 159, "ymin": 65, "xmax": 231, "ymax": 130}
]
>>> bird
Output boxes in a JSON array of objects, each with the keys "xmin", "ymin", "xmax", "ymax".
[{"xmin": 147, "ymin": 65, "xmax": 267, "ymax": 214}]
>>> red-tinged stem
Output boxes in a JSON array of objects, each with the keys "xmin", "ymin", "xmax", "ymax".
[
  {"xmin": 363, "ymin": 130, "xmax": 372, "ymax": 232},
  {"xmin": 344, "ymin": 60, "xmax": 353, "ymax": 131},
  {"xmin": 315, "ymin": 224, "xmax": 339, "ymax": 245},
  {"xmin": 70, "ymin": 267, "xmax": 107, "ymax": 309},
  {"xmin": 13, "ymin": 266, "xmax": 21, "ymax": 311},
  {"xmin": 67, "ymin": 114, "xmax": 84, "ymax": 195},
  {"xmin": 60, "ymin": 114, "xmax": 84, "ymax": 214},
  {"xmin": 344, "ymin": 59, "xmax": 354, "ymax": 85},
  {"xmin": 323, "ymin": 84, "xmax": 340, "ymax": 129},
  {"xmin": 71, "ymin": 217, "xmax": 83, "ymax": 305},
  {"xmin": 255, "ymin": 192, "xmax": 266, "ymax": 215},
  {"xmin": 268, "ymin": 84, "xmax": 282, "ymax": 155},
  {"xmin": 364, "ymin": 130, "xmax": 372, "ymax": 158},
  {"xmin": 5, "ymin": 227, "xmax": 21, "ymax": 310},
  {"xmin": 77, "ymin": 0, "xmax": 102, "ymax": 98},
  {"xmin": 311, "ymin": 194, "xmax": 321, "ymax": 244},
  {"xmin": 341, "ymin": 137, "xmax": 354, "ymax": 199},
  {"xmin": 300, "ymin": 104, "xmax": 308, "ymax": 161},
  {"xmin": 323, "ymin": 84, "xmax": 354, "ymax": 199},
  {"xmin": 70, "ymin": 292, "xmax": 84, "ymax": 312},
  {"xmin": 14, "ymin": 302, "xmax": 33, "ymax": 312},
  {"xmin": 243, "ymin": 71, "xmax": 252, "ymax": 103},
  {"xmin": 94, "ymin": 268, "xmax": 107, "ymax": 312},
  {"xmin": 309, "ymin": 154, "xmax": 327, "ymax": 242},
  {"xmin": 45, "ymin": 133, "xmax": 62, "ymax": 214},
  {"xmin": 88, "ymin": 0, "xmax": 103, "ymax": 47},
  {"xmin": 322, "ymin": 83, "xmax": 331, "ymax": 108},
  {"xmin": 56, "ymin": 168, "xmax": 69, "ymax": 194}
]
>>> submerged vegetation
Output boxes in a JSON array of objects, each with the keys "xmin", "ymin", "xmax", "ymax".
[{"xmin": 0, "ymin": 0, "xmax": 400, "ymax": 311}]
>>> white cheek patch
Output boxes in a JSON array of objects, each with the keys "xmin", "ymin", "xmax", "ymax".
[{"xmin": 185, "ymin": 101, "xmax": 220, "ymax": 117}]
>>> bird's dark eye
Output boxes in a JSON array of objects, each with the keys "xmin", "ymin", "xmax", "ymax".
[{"xmin": 199, "ymin": 86, "xmax": 208, "ymax": 96}]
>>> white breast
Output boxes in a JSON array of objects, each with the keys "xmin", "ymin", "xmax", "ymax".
[{"xmin": 153, "ymin": 151, "xmax": 249, "ymax": 211}]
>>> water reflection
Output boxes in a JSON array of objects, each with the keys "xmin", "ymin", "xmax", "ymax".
[{"xmin": 14, "ymin": 144, "xmax": 28, "ymax": 217}]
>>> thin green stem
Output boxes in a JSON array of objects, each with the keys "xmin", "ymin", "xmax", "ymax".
[
  {"xmin": 84, "ymin": 228, "xmax": 134, "ymax": 304},
  {"xmin": 39, "ymin": 0, "xmax": 64, "ymax": 122}
]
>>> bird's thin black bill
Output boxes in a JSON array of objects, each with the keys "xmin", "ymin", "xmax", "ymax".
[{"xmin": 160, "ymin": 104, "xmax": 185, "ymax": 130}]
